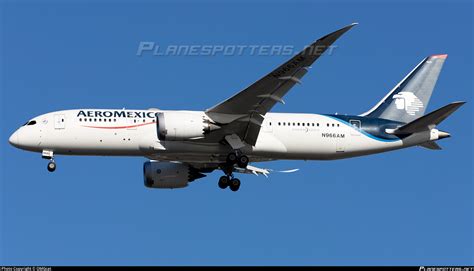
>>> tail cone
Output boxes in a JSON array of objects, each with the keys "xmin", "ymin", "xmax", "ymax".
[{"xmin": 438, "ymin": 130, "xmax": 451, "ymax": 139}]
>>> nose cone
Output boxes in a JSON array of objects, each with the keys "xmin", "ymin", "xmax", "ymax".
[{"xmin": 9, "ymin": 130, "xmax": 20, "ymax": 147}]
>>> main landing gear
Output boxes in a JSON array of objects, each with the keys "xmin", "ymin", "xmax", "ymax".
[
  {"xmin": 217, "ymin": 152, "xmax": 248, "ymax": 192},
  {"xmin": 226, "ymin": 152, "xmax": 249, "ymax": 169},
  {"xmin": 218, "ymin": 175, "xmax": 241, "ymax": 192}
]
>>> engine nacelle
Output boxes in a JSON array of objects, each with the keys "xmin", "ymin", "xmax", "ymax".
[
  {"xmin": 143, "ymin": 161, "xmax": 205, "ymax": 189},
  {"xmin": 157, "ymin": 111, "xmax": 219, "ymax": 141}
]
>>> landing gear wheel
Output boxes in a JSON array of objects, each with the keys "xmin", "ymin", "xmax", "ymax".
[
  {"xmin": 218, "ymin": 176, "xmax": 230, "ymax": 189},
  {"xmin": 47, "ymin": 161, "xmax": 56, "ymax": 172},
  {"xmin": 237, "ymin": 155, "xmax": 249, "ymax": 168},
  {"xmin": 226, "ymin": 153, "xmax": 238, "ymax": 165},
  {"xmin": 229, "ymin": 178, "xmax": 241, "ymax": 192}
]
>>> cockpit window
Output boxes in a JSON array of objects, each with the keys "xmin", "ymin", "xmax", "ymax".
[{"xmin": 26, "ymin": 120, "xmax": 37, "ymax": 126}]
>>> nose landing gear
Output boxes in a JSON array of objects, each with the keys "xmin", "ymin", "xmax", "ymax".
[{"xmin": 42, "ymin": 150, "xmax": 56, "ymax": 172}]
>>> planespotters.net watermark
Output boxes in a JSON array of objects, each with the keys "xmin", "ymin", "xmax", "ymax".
[{"xmin": 136, "ymin": 42, "xmax": 338, "ymax": 57}]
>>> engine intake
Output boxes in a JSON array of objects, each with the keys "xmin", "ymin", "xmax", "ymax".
[{"xmin": 143, "ymin": 161, "xmax": 206, "ymax": 189}]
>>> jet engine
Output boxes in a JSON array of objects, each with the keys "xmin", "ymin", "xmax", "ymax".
[
  {"xmin": 143, "ymin": 161, "xmax": 206, "ymax": 189},
  {"xmin": 157, "ymin": 112, "xmax": 219, "ymax": 141}
]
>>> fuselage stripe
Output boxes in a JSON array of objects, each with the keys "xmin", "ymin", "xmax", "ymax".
[{"xmin": 323, "ymin": 115, "xmax": 400, "ymax": 142}]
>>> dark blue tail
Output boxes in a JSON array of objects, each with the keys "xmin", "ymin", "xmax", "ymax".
[{"xmin": 361, "ymin": 55, "xmax": 447, "ymax": 123}]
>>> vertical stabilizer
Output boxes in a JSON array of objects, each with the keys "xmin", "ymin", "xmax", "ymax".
[{"xmin": 361, "ymin": 54, "xmax": 447, "ymax": 123}]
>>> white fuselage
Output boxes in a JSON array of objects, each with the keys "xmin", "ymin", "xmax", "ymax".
[{"xmin": 9, "ymin": 109, "xmax": 431, "ymax": 164}]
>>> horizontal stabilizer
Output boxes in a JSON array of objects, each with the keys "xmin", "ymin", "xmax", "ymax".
[
  {"xmin": 394, "ymin": 101, "xmax": 465, "ymax": 134},
  {"xmin": 419, "ymin": 141, "xmax": 442, "ymax": 150}
]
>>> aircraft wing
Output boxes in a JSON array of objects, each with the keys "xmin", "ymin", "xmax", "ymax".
[{"xmin": 205, "ymin": 23, "xmax": 357, "ymax": 145}]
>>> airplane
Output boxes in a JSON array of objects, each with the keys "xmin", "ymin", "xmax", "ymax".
[{"xmin": 8, "ymin": 23, "xmax": 465, "ymax": 192}]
